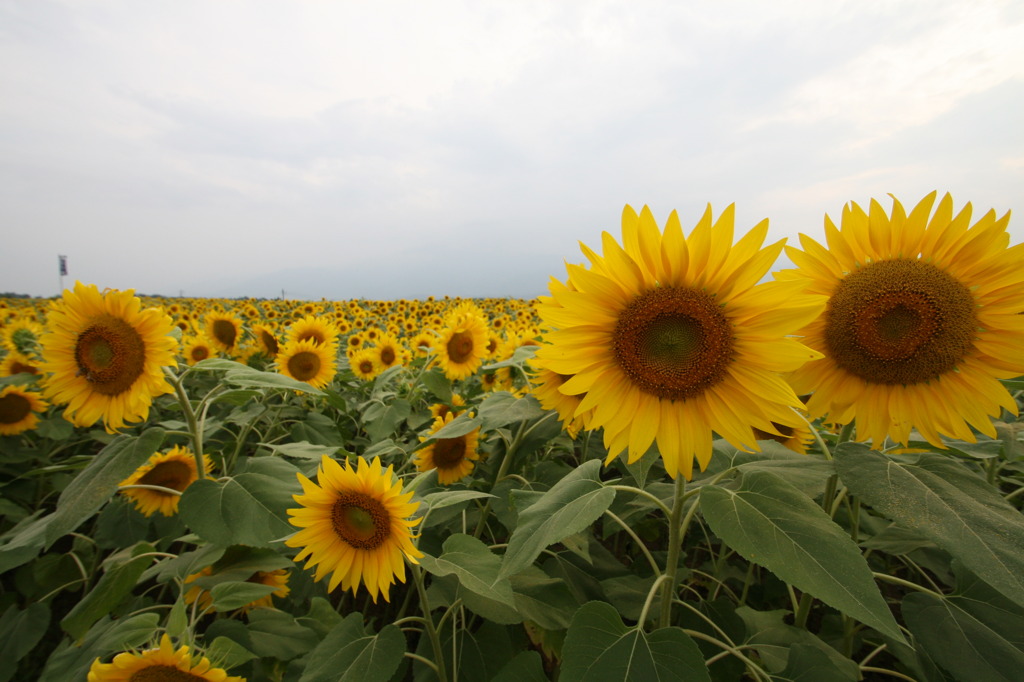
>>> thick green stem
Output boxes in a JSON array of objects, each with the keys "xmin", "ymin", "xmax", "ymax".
[
  {"xmin": 658, "ymin": 474, "xmax": 687, "ymax": 628},
  {"xmin": 164, "ymin": 368, "xmax": 206, "ymax": 477},
  {"xmin": 793, "ymin": 592, "xmax": 814, "ymax": 629},
  {"xmin": 411, "ymin": 565, "xmax": 448, "ymax": 682}
]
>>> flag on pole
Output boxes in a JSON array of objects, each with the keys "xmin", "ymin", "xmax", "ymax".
[{"xmin": 59, "ymin": 255, "xmax": 68, "ymax": 276}]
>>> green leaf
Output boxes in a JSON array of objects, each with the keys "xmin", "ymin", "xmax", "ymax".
[
  {"xmin": 0, "ymin": 511, "xmax": 55, "ymax": 573},
  {"xmin": 209, "ymin": 582, "xmax": 280, "ymax": 611},
  {"xmin": 737, "ymin": 607, "xmax": 862, "ymax": 678},
  {"xmin": 208, "ymin": 636, "xmax": 258, "ymax": 668},
  {"xmin": 701, "ymin": 470, "xmax": 905, "ymax": 642},
  {"xmin": 510, "ymin": 566, "xmax": 580, "ymax": 630},
  {"xmin": 903, "ymin": 591, "xmax": 1024, "ymax": 682},
  {"xmin": 261, "ymin": 441, "xmax": 342, "ymax": 459},
  {"xmin": 365, "ymin": 398, "xmax": 411, "ymax": 442},
  {"xmin": 0, "ymin": 603, "xmax": 50, "ymax": 682},
  {"xmin": 300, "ymin": 613, "xmax": 406, "ymax": 682},
  {"xmin": 39, "ymin": 614, "xmax": 160, "ymax": 682},
  {"xmin": 835, "ymin": 443, "xmax": 1024, "ymax": 608},
  {"xmin": 428, "ymin": 412, "xmax": 482, "ymax": 440},
  {"xmin": 44, "ymin": 428, "xmax": 166, "ymax": 547},
  {"xmin": 419, "ymin": 533, "xmax": 516, "ymax": 607},
  {"xmin": 420, "ymin": 368, "xmax": 452, "ymax": 402},
  {"xmin": 223, "ymin": 365, "xmax": 325, "ymax": 394},
  {"xmin": 493, "ymin": 651, "xmax": 548, "ymax": 682},
  {"xmin": 560, "ymin": 601, "xmax": 710, "ymax": 682},
  {"xmin": 166, "ymin": 598, "xmax": 187, "ymax": 639},
  {"xmin": 422, "ymin": 489, "xmax": 495, "ymax": 512},
  {"xmin": 500, "ymin": 459, "xmax": 616, "ymax": 579},
  {"xmin": 774, "ymin": 643, "xmax": 860, "ymax": 682},
  {"xmin": 478, "ymin": 392, "xmax": 546, "ymax": 430},
  {"xmin": 61, "ymin": 548, "xmax": 153, "ymax": 640},
  {"xmin": 246, "ymin": 609, "xmax": 319, "ymax": 661},
  {"xmin": 179, "ymin": 472, "xmax": 299, "ymax": 547}
]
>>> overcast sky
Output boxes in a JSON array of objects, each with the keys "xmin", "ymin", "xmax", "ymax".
[{"xmin": 2, "ymin": 0, "xmax": 1022, "ymax": 300}]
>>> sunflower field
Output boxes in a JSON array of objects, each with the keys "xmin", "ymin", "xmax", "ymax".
[{"xmin": 1, "ymin": 192, "xmax": 1023, "ymax": 682}]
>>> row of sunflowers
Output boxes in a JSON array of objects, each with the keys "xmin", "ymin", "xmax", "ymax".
[{"xmin": 1, "ymin": 191, "xmax": 1022, "ymax": 681}]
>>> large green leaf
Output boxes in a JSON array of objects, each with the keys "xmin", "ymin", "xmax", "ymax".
[
  {"xmin": 560, "ymin": 601, "xmax": 710, "ymax": 682},
  {"xmin": 419, "ymin": 533, "xmax": 515, "ymax": 607},
  {"xmin": 835, "ymin": 443, "xmax": 1024, "ymax": 608},
  {"xmin": 903, "ymin": 592, "xmax": 1024, "ymax": 682},
  {"xmin": 44, "ymin": 428, "xmax": 166, "ymax": 547},
  {"xmin": 499, "ymin": 459, "xmax": 616, "ymax": 578},
  {"xmin": 701, "ymin": 470, "xmax": 904, "ymax": 642},
  {"xmin": 179, "ymin": 472, "xmax": 299, "ymax": 547},
  {"xmin": 477, "ymin": 391, "xmax": 546, "ymax": 430},
  {"xmin": 300, "ymin": 613, "xmax": 406, "ymax": 682},
  {"xmin": 61, "ymin": 547, "xmax": 153, "ymax": 639},
  {"xmin": 0, "ymin": 603, "xmax": 50, "ymax": 682}
]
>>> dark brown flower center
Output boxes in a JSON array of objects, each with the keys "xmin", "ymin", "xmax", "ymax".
[
  {"xmin": 190, "ymin": 346, "xmax": 209, "ymax": 362},
  {"xmin": 0, "ymin": 392, "xmax": 32, "ymax": 424},
  {"xmin": 288, "ymin": 351, "xmax": 321, "ymax": 381},
  {"xmin": 211, "ymin": 319, "xmax": 237, "ymax": 348},
  {"xmin": 74, "ymin": 315, "xmax": 147, "ymax": 396},
  {"xmin": 432, "ymin": 437, "xmax": 467, "ymax": 469},
  {"xmin": 613, "ymin": 287, "xmax": 734, "ymax": 400},
  {"xmin": 824, "ymin": 259, "xmax": 976, "ymax": 385},
  {"xmin": 129, "ymin": 665, "xmax": 205, "ymax": 682},
  {"xmin": 9, "ymin": 359, "xmax": 37, "ymax": 375},
  {"xmin": 447, "ymin": 331, "xmax": 474, "ymax": 363},
  {"xmin": 331, "ymin": 492, "xmax": 391, "ymax": 550},
  {"xmin": 138, "ymin": 460, "xmax": 193, "ymax": 492},
  {"xmin": 380, "ymin": 346, "xmax": 397, "ymax": 365}
]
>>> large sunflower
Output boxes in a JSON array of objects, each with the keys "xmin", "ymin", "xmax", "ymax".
[
  {"xmin": 87, "ymin": 633, "xmax": 245, "ymax": 682},
  {"xmin": 275, "ymin": 338, "xmax": 337, "ymax": 388},
  {"xmin": 436, "ymin": 312, "xmax": 489, "ymax": 380},
  {"xmin": 285, "ymin": 455, "xmax": 423, "ymax": 603},
  {"xmin": 39, "ymin": 282, "xmax": 178, "ymax": 431},
  {"xmin": 415, "ymin": 411, "xmax": 482, "ymax": 484},
  {"xmin": 118, "ymin": 445, "xmax": 212, "ymax": 517},
  {"xmin": 781, "ymin": 192, "xmax": 1024, "ymax": 447},
  {"xmin": 533, "ymin": 205, "xmax": 824, "ymax": 479},
  {"xmin": 0, "ymin": 385, "xmax": 49, "ymax": 436}
]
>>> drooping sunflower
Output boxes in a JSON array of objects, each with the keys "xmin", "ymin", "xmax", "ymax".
[
  {"xmin": 39, "ymin": 282, "xmax": 178, "ymax": 432},
  {"xmin": 204, "ymin": 311, "xmax": 243, "ymax": 352},
  {"xmin": 87, "ymin": 633, "xmax": 244, "ymax": 682},
  {"xmin": 118, "ymin": 445, "xmax": 212, "ymax": 517},
  {"xmin": 349, "ymin": 347, "xmax": 384, "ymax": 382},
  {"xmin": 252, "ymin": 322, "xmax": 280, "ymax": 356},
  {"xmin": 285, "ymin": 455, "xmax": 423, "ymax": 603},
  {"xmin": 781, "ymin": 192, "xmax": 1024, "ymax": 447},
  {"xmin": 184, "ymin": 566, "xmax": 290, "ymax": 614},
  {"xmin": 275, "ymin": 338, "xmax": 336, "ymax": 389},
  {"xmin": 415, "ymin": 411, "xmax": 482, "ymax": 485},
  {"xmin": 533, "ymin": 205, "xmax": 825, "ymax": 479},
  {"xmin": 0, "ymin": 385, "xmax": 49, "ymax": 436},
  {"xmin": 436, "ymin": 312, "xmax": 489, "ymax": 380}
]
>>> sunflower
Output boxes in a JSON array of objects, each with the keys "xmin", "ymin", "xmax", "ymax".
[
  {"xmin": 252, "ymin": 323, "xmax": 280, "ymax": 356},
  {"xmin": 2, "ymin": 318, "xmax": 44, "ymax": 354},
  {"xmin": 285, "ymin": 455, "xmax": 423, "ymax": 602},
  {"xmin": 436, "ymin": 312, "xmax": 489, "ymax": 380},
  {"xmin": 275, "ymin": 339, "xmax": 336, "ymax": 389},
  {"xmin": 184, "ymin": 566, "xmax": 290, "ymax": 614},
  {"xmin": 410, "ymin": 331, "xmax": 438, "ymax": 357},
  {"xmin": 349, "ymin": 347, "xmax": 384, "ymax": 382},
  {"xmin": 118, "ymin": 445, "xmax": 212, "ymax": 517},
  {"xmin": 533, "ymin": 205, "xmax": 824, "ymax": 479},
  {"xmin": 529, "ymin": 365, "xmax": 592, "ymax": 438},
  {"xmin": 415, "ymin": 411, "xmax": 482, "ymax": 485},
  {"xmin": 781, "ymin": 192, "xmax": 1024, "ymax": 447},
  {"xmin": 204, "ymin": 311, "xmax": 243, "ymax": 352},
  {"xmin": 0, "ymin": 349, "xmax": 40, "ymax": 377},
  {"xmin": 752, "ymin": 421, "xmax": 814, "ymax": 454},
  {"xmin": 87, "ymin": 633, "xmax": 244, "ymax": 682},
  {"xmin": 181, "ymin": 335, "xmax": 217, "ymax": 366},
  {"xmin": 286, "ymin": 315, "xmax": 340, "ymax": 350},
  {"xmin": 39, "ymin": 282, "xmax": 178, "ymax": 432},
  {"xmin": 0, "ymin": 385, "xmax": 49, "ymax": 436},
  {"xmin": 429, "ymin": 393, "xmax": 467, "ymax": 420},
  {"xmin": 373, "ymin": 333, "xmax": 408, "ymax": 370}
]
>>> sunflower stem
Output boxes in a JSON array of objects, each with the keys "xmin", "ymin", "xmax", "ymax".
[
  {"xmin": 164, "ymin": 367, "xmax": 206, "ymax": 478},
  {"xmin": 411, "ymin": 564, "xmax": 449, "ymax": 682},
  {"xmin": 658, "ymin": 474, "xmax": 687, "ymax": 629},
  {"xmin": 793, "ymin": 591, "xmax": 814, "ymax": 630}
]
